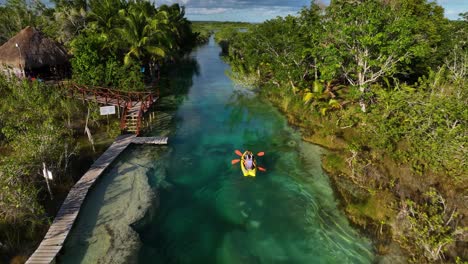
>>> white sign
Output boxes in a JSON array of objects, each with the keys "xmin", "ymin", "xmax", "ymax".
[
  {"xmin": 42, "ymin": 163, "xmax": 53, "ymax": 180},
  {"xmin": 100, "ymin": 105, "xmax": 116, "ymax": 115}
]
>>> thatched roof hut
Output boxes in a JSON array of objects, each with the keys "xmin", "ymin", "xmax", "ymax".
[{"xmin": 0, "ymin": 26, "xmax": 69, "ymax": 78}]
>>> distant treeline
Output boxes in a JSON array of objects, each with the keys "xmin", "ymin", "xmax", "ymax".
[{"xmin": 192, "ymin": 21, "xmax": 253, "ymax": 46}]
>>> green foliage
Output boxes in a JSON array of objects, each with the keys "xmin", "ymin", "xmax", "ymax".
[
  {"xmin": 224, "ymin": 2, "xmax": 467, "ymax": 261},
  {"xmin": 191, "ymin": 23, "xmax": 213, "ymax": 44},
  {"xmin": 0, "ymin": 0, "xmax": 198, "ymax": 91},
  {"xmin": 0, "ymin": 74, "xmax": 77, "ymax": 253},
  {"xmin": 404, "ymin": 189, "xmax": 461, "ymax": 261},
  {"xmin": 225, "ymin": 0, "xmax": 467, "ymax": 178},
  {"xmin": 214, "ymin": 27, "xmax": 239, "ymax": 54},
  {"xmin": 53, "ymin": 0, "xmax": 87, "ymax": 10},
  {"xmin": 70, "ymin": 32, "xmax": 107, "ymax": 85},
  {"xmin": 70, "ymin": 32, "xmax": 145, "ymax": 90},
  {"xmin": 115, "ymin": 62, "xmax": 145, "ymax": 91},
  {"xmin": 324, "ymin": 153, "xmax": 345, "ymax": 172},
  {"xmin": 160, "ymin": 4, "xmax": 199, "ymax": 53},
  {"xmin": 0, "ymin": 0, "xmax": 56, "ymax": 44},
  {"xmin": 116, "ymin": 1, "xmax": 170, "ymax": 65},
  {"xmin": 363, "ymin": 78, "xmax": 466, "ymax": 177},
  {"xmin": 88, "ymin": 0, "xmax": 126, "ymax": 33},
  {"xmin": 52, "ymin": 6, "xmax": 87, "ymax": 44},
  {"xmin": 325, "ymin": 0, "xmax": 418, "ymax": 91},
  {"xmin": 192, "ymin": 21, "xmax": 253, "ymax": 46},
  {"xmin": 393, "ymin": 0, "xmax": 451, "ymax": 78},
  {"xmin": 228, "ymin": 15, "xmax": 312, "ymax": 95},
  {"xmin": 67, "ymin": 0, "xmax": 197, "ymax": 90}
]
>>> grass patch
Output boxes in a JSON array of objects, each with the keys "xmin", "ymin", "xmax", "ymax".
[
  {"xmin": 322, "ymin": 152, "xmax": 345, "ymax": 173},
  {"xmin": 346, "ymin": 190, "xmax": 397, "ymax": 223}
]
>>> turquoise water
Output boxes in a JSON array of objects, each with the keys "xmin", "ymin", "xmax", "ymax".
[{"xmin": 59, "ymin": 37, "xmax": 375, "ymax": 263}]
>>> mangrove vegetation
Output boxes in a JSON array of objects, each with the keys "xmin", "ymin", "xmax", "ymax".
[
  {"xmin": 220, "ymin": 0, "xmax": 467, "ymax": 262},
  {"xmin": 0, "ymin": 0, "xmax": 466, "ymax": 263}
]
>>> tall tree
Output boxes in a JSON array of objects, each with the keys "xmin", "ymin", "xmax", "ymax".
[
  {"xmin": 391, "ymin": 0, "xmax": 450, "ymax": 80},
  {"xmin": 52, "ymin": 0, "xmax": 88, "ymax": 10},
  {"xmin": 53, "ymin": 6, "xmax": 87, "ymax": 44},
  {"xmin": 159, "ymin": 3, "xmax": 196, "ymax": 53},
  {"xmin": 88, "ymin": 0, "xmax": 126, "ymax": 33},
  {"xmin": 0, "ymin": 0, "xmax": 41, "ymax": 43},
  {"xmin": 326, "ymin": 0, "xmax": 414, "ymax": 94},
  {"xmin": 116, "ymin": 1, "xmax": 170, "ymax": 65}
]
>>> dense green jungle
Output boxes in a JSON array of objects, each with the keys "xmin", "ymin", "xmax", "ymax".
[
  {"xmin": 216, "ymin": 1, "xmax": 467, "ymax": 263},
  {"xmin": 0, "ymin": 0, "xmax": 466, "ymax": 263}
]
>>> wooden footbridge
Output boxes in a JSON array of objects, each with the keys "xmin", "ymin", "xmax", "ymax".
[
  {"xmin": 26, "ymin": 135, "xmax": 168, "ymax": 264},
  {"xmin": 66, "ymin": 83, "xmax": 159, "ymax": 135}
]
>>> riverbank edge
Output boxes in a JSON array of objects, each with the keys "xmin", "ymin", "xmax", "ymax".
[{"xmin": 259, "ymin": 90, "xmax": 464, "ymax": 263}]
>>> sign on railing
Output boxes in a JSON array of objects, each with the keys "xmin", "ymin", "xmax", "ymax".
[{"xmin": 100, "ymin": 105, "xmax": 116, "ymax": 115}]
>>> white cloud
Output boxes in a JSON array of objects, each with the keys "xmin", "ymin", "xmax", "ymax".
[
  {"xmin": 157, "ymin": 0, "xmax": 191, "ymax": 5},
  {"xmin": 445, "ymin": 9, "xmax": 458, "ymax": 15},
  {"xmin": 187, "ymin": 7, "xmax": 229, "ymax": 15}
]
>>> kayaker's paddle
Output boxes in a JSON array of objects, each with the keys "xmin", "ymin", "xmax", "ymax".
[
  {"xmin": 235, "ymin": 150, "xmax": 243, "ymax": 156},
  {"xmin": 257, "ymin": 152, "xmax": 265, "ymax": 156},
  {"xmin": 231, "ymin": 159, "xmax": 241, "ymax": 165},
  {"xmin": 258, "ymin": 166, "xmax": 266, "ymax": 172}
]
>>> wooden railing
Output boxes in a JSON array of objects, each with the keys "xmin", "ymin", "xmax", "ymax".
[{"xmin": 63, "ymin": 82, "xmax": 159, "ymax": 135}]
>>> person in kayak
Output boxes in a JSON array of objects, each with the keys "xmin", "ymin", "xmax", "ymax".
[
  {"xmin": 244, "ymin": 151, "xmax": 256, "ymax": 170},
  {"xmin": 232, "ymin": 150, "xmax": 266, "ymax": 176}
]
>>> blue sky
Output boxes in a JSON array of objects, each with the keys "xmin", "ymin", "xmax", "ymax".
[
  {"xmin": 156, "ymin": 0, "xmax": 468, "ymax": 22},
  {"xmin": 0, "ymin": 0, "xmax": 465, "ymax": 22}
]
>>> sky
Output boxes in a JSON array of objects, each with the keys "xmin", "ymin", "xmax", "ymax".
[
  {"xmin": 155, "ymin": 0, "xmax": 468, "ymax": 22},
  {"xmin": 0, "ymin": 0, "xmax": 466, "ymax": 22}
]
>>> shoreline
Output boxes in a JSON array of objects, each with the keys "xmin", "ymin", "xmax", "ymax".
[
  {"xmin": 263, "ymin": 91, "xmax": 411, "ymax": 262},
  {"xmin": 259, "ymin": 86, "xmax": 466, "ymax": 262}
]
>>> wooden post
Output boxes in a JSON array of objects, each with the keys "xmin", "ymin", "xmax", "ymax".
[
  {"xmin": 42, "ymin": 163, "xmax": 54, "ymax": 200},
  {"xmin": 85, "ymin": 108, "xmax": 95, "ymax": 152}
]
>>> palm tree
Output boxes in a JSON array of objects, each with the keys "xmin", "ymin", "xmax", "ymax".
[
  {"xmin": 54, "ymin": 7, "xmax": 87, "ymax": 44},
  {"xmin": 159, "ymin": 3, "xmax": 196, "ymax": 53},
  {"xmin": 88, "ymin": 0, "xmax": 126, "ymax": 32},
  {"xmin": 115, "ymin": 1, "xmax": 171, "ymax": 66}
]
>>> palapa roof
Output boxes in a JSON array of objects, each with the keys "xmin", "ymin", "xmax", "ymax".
[{"xmin": 0, "ymin": 26, "xmax": 68, "ymax": 69}]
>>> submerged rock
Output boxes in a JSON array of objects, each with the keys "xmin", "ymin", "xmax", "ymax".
[
  {"xmin": 59, "ymin": 149, "xmax": 157, "ymax": 263},
  {"xmin": 248, "ymin": 220, "xmax": 261, "ymax": 229}
]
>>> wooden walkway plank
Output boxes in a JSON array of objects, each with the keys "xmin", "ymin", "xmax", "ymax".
[
  {"xmin": 26, "ymin": 134, "xmax": 169, "ymax": 264},
  {"xmin": 131, "ymin": 136, "xmax": 168, "ymax": 145},
  {"xmin": 26, "ymin": 134, "xmax": 135, "ymax": 264}
]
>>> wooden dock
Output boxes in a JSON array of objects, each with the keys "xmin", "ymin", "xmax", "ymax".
[
  {"xmin": 132, "ymin": 136, "xmax": 168, "ymax": 145},
  {"xmin": 26, "ymin": 135, "xmax": 168, "ymax": 264}
]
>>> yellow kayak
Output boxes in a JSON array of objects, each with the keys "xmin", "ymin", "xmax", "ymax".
[{"xmin": 241, "ymin": 151, "xmax": 256, "ymax": 177}]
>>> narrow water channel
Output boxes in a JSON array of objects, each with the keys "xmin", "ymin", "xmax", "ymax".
[{"xmin": 59, "ymin": 37, "xmax": 375, "ymax": 263}]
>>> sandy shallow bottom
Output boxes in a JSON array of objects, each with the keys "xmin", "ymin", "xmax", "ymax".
[{"xmin": 59, "ymin": 146, "xmax": 168, "ymax": 264}]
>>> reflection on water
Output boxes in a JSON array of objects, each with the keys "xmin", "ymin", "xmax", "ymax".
[{"xmin": 59, "ymin": 36, "xmax": 375, "ymax": 263}]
